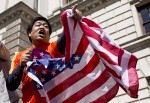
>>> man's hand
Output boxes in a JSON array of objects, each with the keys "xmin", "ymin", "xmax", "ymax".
[
  {"xmin": 20, "ymin": 52, "xmax": 31, "ymax": 68},
  {"xmin": 0, "ymin": 41, "xmax": 10, "ymax": 61},
  {"xmin": 72, "ymin": 4, "xmax": 82, "ymax": 20}
]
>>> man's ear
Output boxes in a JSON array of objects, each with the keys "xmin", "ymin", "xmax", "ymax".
[{"xmin": 28, "ymin": 33, "xmax": 31, "ymax": 37}]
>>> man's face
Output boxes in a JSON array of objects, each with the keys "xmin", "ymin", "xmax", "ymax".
[{"xmin": 29, "ymin": 20, "xmax": 50, "ymax": 45}]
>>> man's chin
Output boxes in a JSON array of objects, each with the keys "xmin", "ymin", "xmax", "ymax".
[{"xmin": 36, "ymin": 37, "xmax": 45, "ymax": 41}]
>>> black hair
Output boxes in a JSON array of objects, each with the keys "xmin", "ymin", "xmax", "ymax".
[{"xmin": 27, "ymin": 16, "xmax": 52, "ymax": 43}]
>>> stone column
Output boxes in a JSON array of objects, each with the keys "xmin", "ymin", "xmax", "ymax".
[{"xmin": 3, "ymin": 18, "xmax": 31, "ymax": 58}]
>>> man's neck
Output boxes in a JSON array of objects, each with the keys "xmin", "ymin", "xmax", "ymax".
[{"xmin": 32, "ymin": 42, "xmax": 49, "ymax": 49}]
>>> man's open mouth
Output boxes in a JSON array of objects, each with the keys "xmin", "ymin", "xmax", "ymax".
[{"xmin": 39, "ymin": 30, "xmax": 45, "ymax": 35}]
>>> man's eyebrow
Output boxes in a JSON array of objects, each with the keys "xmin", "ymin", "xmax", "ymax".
[
  {"xmin": 34, "ymin": 22, "xmax": 48, "ymax": 26},
  {"xmin": 35, "ymin": 21, "xmax": 47, "ymax": 24}
]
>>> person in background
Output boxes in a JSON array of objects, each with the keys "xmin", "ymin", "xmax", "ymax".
[
  {"xmin": 0, "ymin": 41, "xmax": 19, "ymax": 103},
  {"xmin": 6, "ymin": 4, "xmax": 82, "ymax": 103}
]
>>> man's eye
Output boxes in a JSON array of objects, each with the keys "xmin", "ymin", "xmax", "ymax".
[
  {"xmin": 35, "ymin": 24, "xmax": 40, "ymax": 26},
  {"xmin": 44, "ymin": 25, "xmax": 48, "ymax": 28}
]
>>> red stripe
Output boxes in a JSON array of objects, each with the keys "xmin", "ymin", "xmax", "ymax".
[
  {"xmin": 96, "ymin": 50, "xmax": 118, "ymax": 65},
  {"xmin": 62, "ymin": 69, "xmax": 113, "ymax": 103},
  {"xmin": 92, "ymin": 83, "xmax": 119, "ymax": 103},
  {"xmin": 41, "ymin": 97, "xmax": 47, "ymax": 103},
  {"xmin": 76, "ymin": 34, "xmax": 89, "ymax": 55},
  {"xmin": 79, "ymin": 21, "xmax": 120, "ymax": 57},
  {"xmin": 82, "ymin": 18, "xmax": 101, "ymax": 28},
  {"xmin": 96, "ymin": 50, "xmax": 122, "ymax": 79},
  {"xmin": 117, "ymin": 48, "xmax": 139, "ymax": 97},
  {"xmin": 118, "ymin": 48, "xmax": 124, "ymax": 66},
  {"xmin": 61, "ymin": 11, "xmax": 71, "ymax": 62},
  {"xmin": 128, "ymin": 54, "xmax": 138, "ymax": 98},
  {"xmin": 47, "ymin": 54, "xmax": 100, "ymax": 100},
  {"xmin": 104, "ymin": 65, "xmax": 121, "ymax": 79}
]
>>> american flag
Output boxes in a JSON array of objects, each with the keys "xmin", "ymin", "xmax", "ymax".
[{"xmin": 26, "ymin": 9, "xmax": 139, "ymax": 103}]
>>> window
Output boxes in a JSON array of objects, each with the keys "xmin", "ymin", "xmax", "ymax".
[
  {"xmin": 138, "ymin": 3, "xmax": 150, "ymax": 33},
  {"xmin": 61, "ymin": 0, "xmax": 75, "ymax": 6},
  {"xmin": 66, "ymin": 0, "xmax": 74, "ymax": 3}
]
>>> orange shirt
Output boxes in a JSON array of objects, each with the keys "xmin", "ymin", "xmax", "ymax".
[{"xmin": 9, "ymin": 41, "xmax": 63, "ymax": 103}]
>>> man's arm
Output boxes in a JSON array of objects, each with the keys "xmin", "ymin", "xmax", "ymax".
[
  {"xmin": 6, "ymin": 51, "xmax": 30, "ymax": 91},
  {"xmin": 6, "ymin": 65, "xmax": 23, "ymax": 91}
]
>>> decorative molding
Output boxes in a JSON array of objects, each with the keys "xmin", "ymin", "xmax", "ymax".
[
  {"xmin": 0, "ymin": 1, "xmax": 40, "ymax": 29},
  {"xmin": 48, "ymin": 0, "xmax": 119, "ymax": 31},
  {"xmin": 130, "ymin": 0, "xmax": 150, "ymax": 7},
  {"xmin": 121, "ymin": 34, "xmax": 150, "ymax": 53},
  {"xmin": 0, "ymin": 2, "xmax": 37, "ymax": 57}
]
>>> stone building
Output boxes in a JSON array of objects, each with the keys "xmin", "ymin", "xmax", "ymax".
[{"xmin": 0, "ymin": 0, "xmax": 150, "ymax": 103}]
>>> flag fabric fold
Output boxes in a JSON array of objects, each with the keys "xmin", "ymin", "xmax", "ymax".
[{"xmin": 26, "ymin": 9, "xmax": 139, "ymax": 103}]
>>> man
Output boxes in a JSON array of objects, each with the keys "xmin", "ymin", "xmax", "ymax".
[
  {"xmin": 6, "ymin": 5, "xmax": 82, "ymax": 103},
  {"xmin": 0, "ymin": 41, "xmax": 19, "ymax": 103}
]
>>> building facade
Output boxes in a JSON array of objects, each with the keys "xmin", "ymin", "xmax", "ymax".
[{"xmin": 0, "ymin": 0, "xmax": 150, "ymax": 103}]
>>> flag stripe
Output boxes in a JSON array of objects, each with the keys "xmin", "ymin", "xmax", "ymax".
[
  {"xmin": 51, "ymin": 59, "xmax": 106, "ymax": 102},
  {"xmin": 78, "ymin": 78, "xmax": 118, "ymax": 103},
  {"xmin": 87, "ymin": 36, "xmax": 118, "ymax": 64},
  {"xmin": 80, "ymin": 19, "xmax": 120, "ymax": 56},
  {"xmin": 75, "ymin": 35, "xmax": 89, "ymax": 55},
  {"xmin": 47, "ymin": 54, "xmax": 99, "ymax": 100},
  {"xmin": 61, "ymin": 12, "xmax": 71, "ymax": 62},
  {"xmin": 62, "ymin": 69, "xmax": 112, "ymax": 103},
  {"xmin": 92, "ymin": 83, "xmax": 118, "ymax": 103},
  {"xmin": 72, "ymin": 23, "xmax": 84, "ymax": 54},
  {"xmin": 82, "ymin": 18, "xmax": 101, "ymax": 29},
  {"xmin": 128, "ymin": 54, "xmax": 138, "ymax": 98},
  {"xmin": 41, "ymin": 44, "xmax": 95, "ymax": 93}
]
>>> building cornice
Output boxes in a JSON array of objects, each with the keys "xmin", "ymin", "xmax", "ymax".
[
  {"xmin": 130, "ymin": 0, "xmax": 150, "ymax": 7},
  {"xmin": 121, "ymin": 34, "xmax": 150, "ymax": 53},
  {"xmin": 48, "ymin": 0, "xmax": 119, "ymax": 31},
  {"xmin": 0, "ymin": 1, "xmax": 40, "ymax": 29}
]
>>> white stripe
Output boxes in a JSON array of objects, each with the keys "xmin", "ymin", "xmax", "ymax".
[
  {"xmin": 42, "ymin": 45, "xmax": 95, "ymax": 92},
  {"xmin": 77, "ymin": 77, "xmax": 117, "ymax": 103},
  {"xmin": 87, "ymin": 36, "xmax": 118, "ymax": 63},
  {"xmin": 100, "ymin": 30, "xmax": 119, "ymax": 47},
  {"xmin": 104, "ymin": 50, "xmax": 131, "ymax": 92},
  {"xmin": 72, "ymin": 22, "xmax": 84, "ymax": 54},
  {"xmin": 89, "ymin": 27, "xmax": 119, "ymax": 47},
  {"xmin": 27, "ymin": 72, "xmax": 43, "ymax": 86},
  {"xmin": 120, "ymin": 50, "xmax": 131, "ymax": 89},
  {"xmin": 101, "ymin": 58, "xmax": 122, "ymax": 76},
  {"xmin": 51, "ymin": 60, "xmax": 106, "ymax": 103},
  {"xmin": 38, "ymin": 89, "xmax": 51, "ymax": 103},
  {"xmin": 38, "ymin": 89, "xmax": 45, "ymax": 97},
  {"xmin": 67, "ymin": 14, "xmax": 74, "ymax": 56}
]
